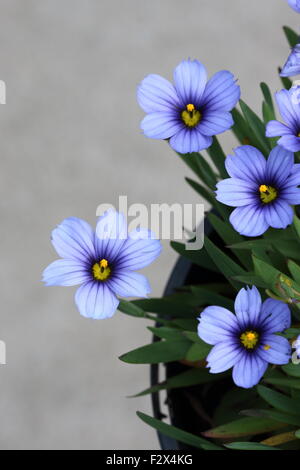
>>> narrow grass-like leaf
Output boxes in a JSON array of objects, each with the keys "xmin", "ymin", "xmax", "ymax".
[
  {"xmin": 137, "ymin": 412, "xmax": 223, "ymax": 450},
  {"xmin": 225, "ymin": 442, "xmax": 279, "ymax": 450},
  {"xmin": 119, "ymin": 338, "xmax": 191, "ymax": 364},
  {"xmin": 283, "ymin": 26, "xmax": 299, "ymax": 48},
  {"xmin": 203, "ymin": 417, "xmax": 283, "ymax": 439},
  {"xmin": 257, "ymin": 385, "xmax": 300, "ymax": 417}
]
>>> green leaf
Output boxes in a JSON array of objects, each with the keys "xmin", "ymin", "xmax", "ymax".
[
  {"xmin": 253, "ymin": 256, "xmax": 281, "ymax": 291},
  {"xmin": 191, "ymin": 285, "xmax": 234, "ymax": 310},
  {"xmin": 232, "ymin": 273, "xmax": 269, "ymax": 289},
  {"xmin": 239, "ymin": 100, "xmax": 270, "ymax": 155},
  {"xmin": 206, "ymin": 136, "xmax": 228, "ymax": 179},
  {"xmin": 260, "ymin": 82, "xmax": 275, "ymax": 114},
  {"xmin": 119, "ymin": 338, "xmax": 191, "ymax": 364},
  {"xmin": 171, "ymin": 240, "xmax": 218, "ymax": 273},
  {"xmin": 185, "ymin": 177, "xmax": 215, "ymax": 206},
  {"xmin": 132, "ymin": 368, "xmax": 222, "ymax": 397},
  {"xmin": 136, "ymin": 412, "xmax": 223, "ymax": 450},
  {"xmin": 288, "ymin": 260, "xmax": 300, "ymax": 285},
  {"xmin": 180, "ymin": 153, "xmax": 217, "ymax": 189},
  {"xmin": 251, "ymin": 409, "xmax": 300, "ymax": 427},
  {"xmin": 283, "ymin": 25, "xmax": 299, "ymax": 48},
  {"xmin": 280, "ymin": 72, "xmax": 292, "ymax": 90},
  {"xmin": 264, "ymin": 377, "xmax": 300, "ymax": 390},
  {"xmin": 225, "ymin": 442, "xmax": 279, "ymax": 450},
  {"xmin": 185, "ymin": 342, "xmax": 211, "ymax": 361},
  {"xmin": 148, "ymin": 326, "xmax": 185, "ymax": 341},
  {"xmin": 203, "ymin": 417, "xmax": 283, "ymax": 439},
  {"xmin": 133, "ymin": 297, "xmax": 195, "ymax": 317},
  {"xmin": 207, "ymin": 213, "xmax": 252, "ymax": 269},
  {"xmin": 257, "ymin": 385, "xmax": 300, "ymax": 417},
  {"xmin": 282, "ymin": 363, "xmax": 300, "ymax": 378},
  {"xmin": 118, "ymin": 300, "xmax": 146, "ymax": 318},
  {"xmin": 205, "ymin": 236, "xmax": 246, "ymax": 290},
  {"xmin": 231, "ymin": 107, "xmax": 252, "ymax": 145}
]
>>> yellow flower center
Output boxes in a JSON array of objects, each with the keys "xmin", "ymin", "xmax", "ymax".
[
  {"xmin": 92, "ymin": 258, "xmax": 111, "ymax": 281},
  {"xmin": 240, "ymin": 330, "xmax": 259, "ymax": 349},
  {"xmin": 181, "ymin": 103, "xmax": 201, "ymax": 128},
  {"xmin": 259, "ymin": 184, "xmax": 278, "ymax": 204}
]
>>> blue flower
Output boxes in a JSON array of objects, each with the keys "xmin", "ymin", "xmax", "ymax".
[
  {"xmin": 43, "ymin": 210, "xmax": 162, "ymax": 319},
  {"xmin": 280, "ymin": 44, "xmax": 300, "ymax": 77},
  {"xmin": 296, "ymin": 335, "xmax": 300, "ymax": 357},
  {"xmin": 287, "ymin": 0, "xmax": 300, "ymax": 12},
  {"xmin": 137, "ymin": 59, "xmax": 240, "ymax": 154},
  {"xmin": 215, "ymin": 145, "xmax": 300, "ymax": 237},
  {"xmin": 266, "ymin": 87, "xmax": 300, "ymax": 152},
  {"xmin": 198, "ymin": 286, "xmax": 291, "ymax": 389}
]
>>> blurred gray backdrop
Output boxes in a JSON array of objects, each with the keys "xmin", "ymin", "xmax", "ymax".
[{"xmin": 0, "ymin": 0, "xmax": 298, "ymax": 450}]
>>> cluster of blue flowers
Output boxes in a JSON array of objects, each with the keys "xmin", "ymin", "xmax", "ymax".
[{"xmin": 43, "ymin": 1, "xmax": 300, "ymax": 389}]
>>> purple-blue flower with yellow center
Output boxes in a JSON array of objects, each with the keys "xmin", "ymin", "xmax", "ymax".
[
  {"xmin": 280, "ymin": 44, "xmax": 300, "ymax": 77},
  {"xmin": 287, "ymin": 0, "xmax": 300, "ymax": 13},
  {"xmin": 198, "ymin": 286, "xmax": 291, "ymax": 389},
  {"xmin": 42, "ymin": 209, "xmax": 162, "ymax": 319},
  {"xmin": 137, "ymin": 59, "xmax": 240, "ymax": 154},
  {"xmin": 266, "ymin": 87, "xmax": 300, "ymax": 152},
  {"xmin": 215, "ymin": 145, "xmax": 300, "ymax": 237}
]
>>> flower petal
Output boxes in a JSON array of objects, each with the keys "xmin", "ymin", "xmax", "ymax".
[
  {"xmin": 108, "ymin": 271, "xmax": 151, "ymax": 298},
  {"xmin": 266, "ymin": 120, "xmax": 292, "ymax": 137},
  {"xmin": 234, "ymin": 286, "xmax": 262, "ymax": 328},
  {"xmin": 225, "ymin": 146, "xmax": 267, "ymax": 183},
  {"xmin": 197, "ymin": 111, "xmax": 233, "ymax": 136},
  {"xmin": 173, "ymin": 59, "xmax": 207, "ymax": 106},
  {"xmin": 201, "ymin": 70, "xmax": 240, "ymax": 112},
  {"xmin": 42, "ymin": 259, "xmax": 91, "ymax": 286},
  {"xmin": 280, "ymin": 187, "xmax": 300, "ymax": 204},
  {"xmin": 229, "ymin": 205, "xmax": 269, "ymax": 237},
  {"xmin": 257, "ymin": 334, "xmax": 291, "ymax": 365},
  {"xmin": 95, "ymin": 209, "xmax": 127, "ymax": 261},
  {"xmin": 117, "ymin": 229, "xmax": 162, "ymax": 270},
  {"xmin": 266, "ymin": 145, "xmax": 294, "ymax": 187},
  {"xmin": 206, "ymin": 342, "xmax": 243, "ymax": 374},
  {"xmin": 198, "ymin": 306, "xmax": 238, "ymax": 345},
  {"xmin": 288, "ymin": 0, "xmax": 300, "ymax": 13},
  {"xmin": 140, "ymin": 112, "xmax": 182, "ymax": 139},
  {"xmin": 232, "ymin": 354, "xmax": 268, "ymax": 389},
  {"xmin": 51, "ymin": 217, "xmax": 96, "ymax": 263},
  {"xmin": 75, "ymin": 281, "xmax": 119, "ymax": 319},
  {"xmin": 278, "ymin": 135, "xmax": 300, "ymax": 152},
  {"xmin": 281, "ymin": 45, "xmax": 300, "ymax": 77},
  {"xmin": 169, "ymin": 128, "xmax": 212, "ymax": 154},
  {"xmin": 264, "ymin": 199, "xmax": 293, "ymax": 229},
  {"xmin": 275, "ymin": 89, "xmax": 298, "ymax": 130},
  {"xmin": 137, "ymin": 74, "xmax": 180, "ymax": 113},
  {"xmin": 260, "ymin": 298, "xmax": 291, "ymax": 334},
  {"xmin": 216, "ymin": 178, "xmax": 258, "ymax": 207}
]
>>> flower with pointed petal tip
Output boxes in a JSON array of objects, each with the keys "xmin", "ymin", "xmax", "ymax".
[
  {"xmin": 198, "ymin": 286, "xmax": 291, "ymax": 389},
  {"xmin": 137, "ymin": 59, "xmax": 240, "ymax": 154},
  {"xmin": 266, "ymin": 87, "xmax": 300, "ymax": 152},
  {"xmin": 280, "ymin": 44, "xmax": 300, "ymax": 77},
  {"xmin": 287, "ymin": 0, "xmax": 300, "ymax": 13},
  {"xmin": 42, "ymin": 209, "xmax": 162, "ymax": 319},
  {"xmin": 215, "ymin": 145, "xmax": 300, "ymax": 237}
]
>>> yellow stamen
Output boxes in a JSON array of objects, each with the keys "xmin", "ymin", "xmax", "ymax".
[
  {"xmin": 240, "ymin": 330, "xmax": 259, "ymax": 349},
  {"xmin": 259, "ymin": 185, "xmax": 268, "ymax": 193},
  {"xmin": 264, "ymin": 344, "xmax": 271, "ymax": 351},
  {"xmin": 92, "ymin": 258, "xmax": 111, "ymax": 281},
  {"xmin": 186, "ymin": 103, "xmax": 195, "ymax": 112},
  {"xmin": 259, "ymin": 184, "xmax": 278, "ymax": 204}
]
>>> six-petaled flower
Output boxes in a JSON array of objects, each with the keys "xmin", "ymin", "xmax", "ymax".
[
  {"xmin": 137, "ymin": 59, "xmax": 240, "ymax": 154},
  {"xmin": 43, "ymin": 210, "xmax": 161, "ymax": 319},
  {"xmin": 216, "ymin": 145, "xmax": 300, "ymax": 237},
  {"xmin": 198, "ymin": 286, "xmax": 291, "ymax": 389},
  {"xmin": 266, "ymin": 86, "xmax": 300, "ymax": 152}
]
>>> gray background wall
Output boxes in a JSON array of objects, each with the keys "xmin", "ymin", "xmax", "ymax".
[{"xmin": 0, "ymin": 0, "xmax": 298, "ymax": 450}]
